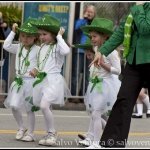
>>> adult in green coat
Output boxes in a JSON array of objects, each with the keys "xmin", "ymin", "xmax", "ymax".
[{"xmin": 90, "ymin": 2, "xmax": 150, "ymax": 148}]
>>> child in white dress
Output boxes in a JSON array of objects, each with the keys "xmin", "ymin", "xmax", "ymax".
[
  {"xmin": 77, "ymin": 18, "xmax": 121, "ymax": 148},
  {"xmin": 3, "ymin": 18, "xmax": 40, "ymax": 142},
  {"xmin": 30, "ymin": 14, "xmax": 71, "ymax": 146},
  {"xmin": 132, "ymin": 88, "xmax": 150, "ymax": 118}
]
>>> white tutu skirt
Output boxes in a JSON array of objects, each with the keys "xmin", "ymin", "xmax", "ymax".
[
  {"xmin": 33, "ymin": 73, "xmax": 71, "ymax": 107},
  {"xmin": 107, "ymin": 75, "xmax": 121, "ymax": 110},
  {"xmin": 4, "ymin": 77, "xmax": 34, "ymax": 112},
  {"xmin": 84, "ymin": 75, "xmax": 121, "ymax": 113}
]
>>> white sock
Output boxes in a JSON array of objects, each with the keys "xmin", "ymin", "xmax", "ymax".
[
  {"xmin": 101, "ymin": 118, "xmax": 106, "ymax": 130},
  {"xmin": 86, "ymin": 117, "xmax": 94, "ymax": 141},
  {"xmin": 12, "ymin": 108, "xmax": 25, "ymax": 130},
  {"xmin": 136, "ymin": 103, "xmax": 143, "ymax": 116},
  {"xmin": 27, "ymin": 111, "xmax": 35, "ymax": 135},
  {"xmin": 142, "ymin": 95, "xmax": 150, "ymax": 113},
  {"xmin": 92, "ymin": 111, "xmax": 102, "ymax": 142},
  {"xmin": 40, "ymin": 99, "xmax": 56, "ymax": 133}
]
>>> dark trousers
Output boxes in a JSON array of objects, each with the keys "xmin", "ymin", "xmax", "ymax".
[{"xmin": 100, "ymin": 63, "xmax": 150, "ymax": 148}]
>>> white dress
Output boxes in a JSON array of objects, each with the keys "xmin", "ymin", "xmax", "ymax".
[
  {"xmin": 32, "ymin": 34, "xmax": 71, "ymax": 107},
  {"xmin": 3, "ymin": 31, "xmax": 40, "ymax": 112},
  {"xmin": 84, "ymin": 50, "xmax": 121, "ymax": 113}
]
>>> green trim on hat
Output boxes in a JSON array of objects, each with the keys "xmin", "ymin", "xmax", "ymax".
[
  {"xmin": 74, "ymin": 43, "xmax": 93, "ymax": 50},
  {"xmin": 81, "ymin": 18, "xmax": 113, "ymax": 36},
  {"xmin": 32, "ymin": 14, "xmax": 61, "ymax": 34},
  {"xmin": 17, "ymin": 17, "xmax": 38, "ymax": 35},
  {"xmin": 73, "ymin": 38, "xmax": 92, "ymax": 50}
]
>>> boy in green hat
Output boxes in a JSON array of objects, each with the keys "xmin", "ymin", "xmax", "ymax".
[
  {"xmin": 29, "ymin": 14, "xmax": 71, "ymax": 146},
  {"xmin": 76, "ymin": 17, "xmax": 121, "ymax": 148},
  {"xmin": 3, "ymin": 18, "xmax": 40, "ymax": 142}
]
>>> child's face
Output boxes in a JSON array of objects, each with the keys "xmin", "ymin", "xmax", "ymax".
[
  {"xmin": 90, "ymin": 31, "xmax": 108, "ymax": 47},
  {"xmin": 19, "ymin": 32, "xmax": 37, "ymax": 47},
  {"xmin": 38, "ymin": 29, "xmax": 55, "ymax": 44},
  {"xmin": 85, "ymin": 50, "xmax": 94, "ymax": 61}
]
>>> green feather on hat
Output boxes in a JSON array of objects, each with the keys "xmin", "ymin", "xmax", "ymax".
[
  {"xmin": 17, "ymin": 17, "xmax": 39, "ymax": 35},
  {"xmin": 31, "ymin": 14, "xmax": 61, "ymax": 34},
  {"xmin": 81, "ymin": 18, "xmax": 114, "ymax": 36}
]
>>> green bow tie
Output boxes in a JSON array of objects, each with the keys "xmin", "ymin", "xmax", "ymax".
[
  {"xmin": 25, "ymin": 96, "xmax": 40, "ymax": 112},
  {"xmin": 11, "ymin": 77, "xmax": 23, "ymax": 93},
  {"xmin": 89, "ymin": 76, "xmax": 103, "ymax": 93}
]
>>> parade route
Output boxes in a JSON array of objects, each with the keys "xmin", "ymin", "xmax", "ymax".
[{"xmin": 0, "ymin": 108, "xmax": 150, "ymax": 148}]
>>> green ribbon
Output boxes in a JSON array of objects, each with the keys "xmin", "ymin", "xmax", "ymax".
[
  {"xmin": 89, "ymin": 76, "xmax": 103, "ymax": 93},
  {"xmin": 11, "ymin": 77, "xmax": 23, "ymax": 93},
  {"xmin": 123, "ymin": 13, "xmax": 134, "ymax": 58},
  {"xmin": 33, "ymin": 72, "xmax": 47, "ymax": 87},
  {"xmin": 25, "ymin": 96, "xmax": 40, "ymax": 112},
  {"xmin": 106, "ymin": 110, "xmax": 111, "ymax": 116}
]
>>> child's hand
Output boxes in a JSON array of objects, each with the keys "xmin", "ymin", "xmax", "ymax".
[
  {"xmin": 93, "ymin": 46, "xmax": 98, "ymax": 53},
  {"xmin": 100, "ymin": 56, "xmax": 104, "ymax": 65},
  {"xmin": 29, "ymin": 68, "xmax": 38, "ymax": 78},
  {"xmin": 12, "ymin": 23, "xmax": 18, "ymax": 33},
  {"xmin": 58, "ymin": 27, "xmax": 65, "ymax": 36},
  {"xmin": 89, "ymin": 51, "xmax": 102, "ymax": 68}
]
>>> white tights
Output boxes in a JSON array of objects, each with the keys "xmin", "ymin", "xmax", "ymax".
[
  {"xmin": 12, "ymin": 108, "xmax": 35, "ymax": 135},
  {"xmin": 40, "ymin": 99, "xmax": 56, "ymax": 133},
  {"xmin": 86, "ymin": 110, "xmax": 106, "ymax": 142}
]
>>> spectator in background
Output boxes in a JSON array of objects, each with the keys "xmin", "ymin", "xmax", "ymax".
[
  {"xmin": 1, "ymin": 22, "xmax": 11, "ymax": 39},
  {"xmin": 0, "ymin": 12, "xmax": 5, "ymax": 49},
  {"xmin": 71, "ymin": 5, "xmax": 96, "ymax": 98},
  {"xmin": 0, "ymin": 12, "xmax": 11, "ymax": 93}
]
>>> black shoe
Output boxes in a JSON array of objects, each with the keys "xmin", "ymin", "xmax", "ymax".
[
  {"xmin": 132, "ymin": 114, "xmax": 143, "ymax": 118},
  {"xmin": 78, "ymin": 134, "xmax": 86, "ymax": 140},
  {"xmin": 146, "ymin": 113, "xmax": 150, "ymax": 118}
]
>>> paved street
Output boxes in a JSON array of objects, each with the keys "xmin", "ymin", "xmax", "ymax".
[{"xmin": 0, "ymin": 108, "xmax": 150, "ymax": 148}]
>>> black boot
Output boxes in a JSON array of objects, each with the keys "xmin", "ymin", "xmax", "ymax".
[
  {"xmin": 146, "ymin": 113, "xmax": 150, "ymax": 118},
  {"xmin": 132, "ymin": 114, "xmax": 143, "ymax": 118}
]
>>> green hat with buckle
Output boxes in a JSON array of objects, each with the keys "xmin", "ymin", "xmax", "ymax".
[
  {"xmin": 81, "ymin": 18, "xmax": 113, "ymax": 36},
  {"xmin": 17, "ymin": 17, "xmax": 38, "ymax": 35},
  {"xmin": 32, "ymin": 14, "xmax": 61, "ymax": 34},
  {"xmin": 73, "ymin": 37, "xmax": 93, "ymax": 50}
]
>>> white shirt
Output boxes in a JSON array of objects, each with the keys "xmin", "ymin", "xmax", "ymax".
[
  {"xmin": 37, "ymin": 34, "xmax": 70, "ymax": 74},
  {"xmin": 3, "ymin": 31, "xmax": 40, "ymax": 77},
  {"xmin": 90, "ymin": 50, "xmax": 121, "ymax": 79}
]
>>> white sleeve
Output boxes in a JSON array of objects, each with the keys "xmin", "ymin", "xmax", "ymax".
[
  {"xmin": 108, "ymin": 50, "xmax": 121, "ymax": 75},
  {"xmin": 56, "ymin": 34, "xmax": 70, "ymax": 56},
  {"xmin": 3, "ymin": 31, "xmax": 19, "ymax": 54}
]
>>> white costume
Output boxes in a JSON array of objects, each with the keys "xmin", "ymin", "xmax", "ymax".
[
  {"xmin": 33, "ymin": 34, "xmax": 71, "ymax": 107},
  {"xmin": 84, "ymin": 50, "xmax": 121, "ymax": 113},
  {"xmin": 3, "ymin": 31, "xmax": 40, "ymax": 112}
]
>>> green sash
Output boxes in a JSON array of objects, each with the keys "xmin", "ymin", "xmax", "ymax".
[{"xmin": 33, "ymin": 72, "xmax": 47, "ymax": 87}]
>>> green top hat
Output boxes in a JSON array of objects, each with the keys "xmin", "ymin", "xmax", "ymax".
[
  {"xmin": 81, "ymin": 18, "xmax": 113, "ymax": 36},
  {"xmin": 32, "ymin": 14, "xmax": 61, "ymax": 34},
  {"xmin": 73, "ymin": 38, "xmax": 93, "ymax": 50},
  {"xmin": 17, "ymin": 17, "xmax": 38, "ymax": 35}
]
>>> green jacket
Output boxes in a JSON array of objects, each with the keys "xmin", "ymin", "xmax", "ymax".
[{"xmin": 99, "ymin": 3, "xmax": 150, "ymax": 65}]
